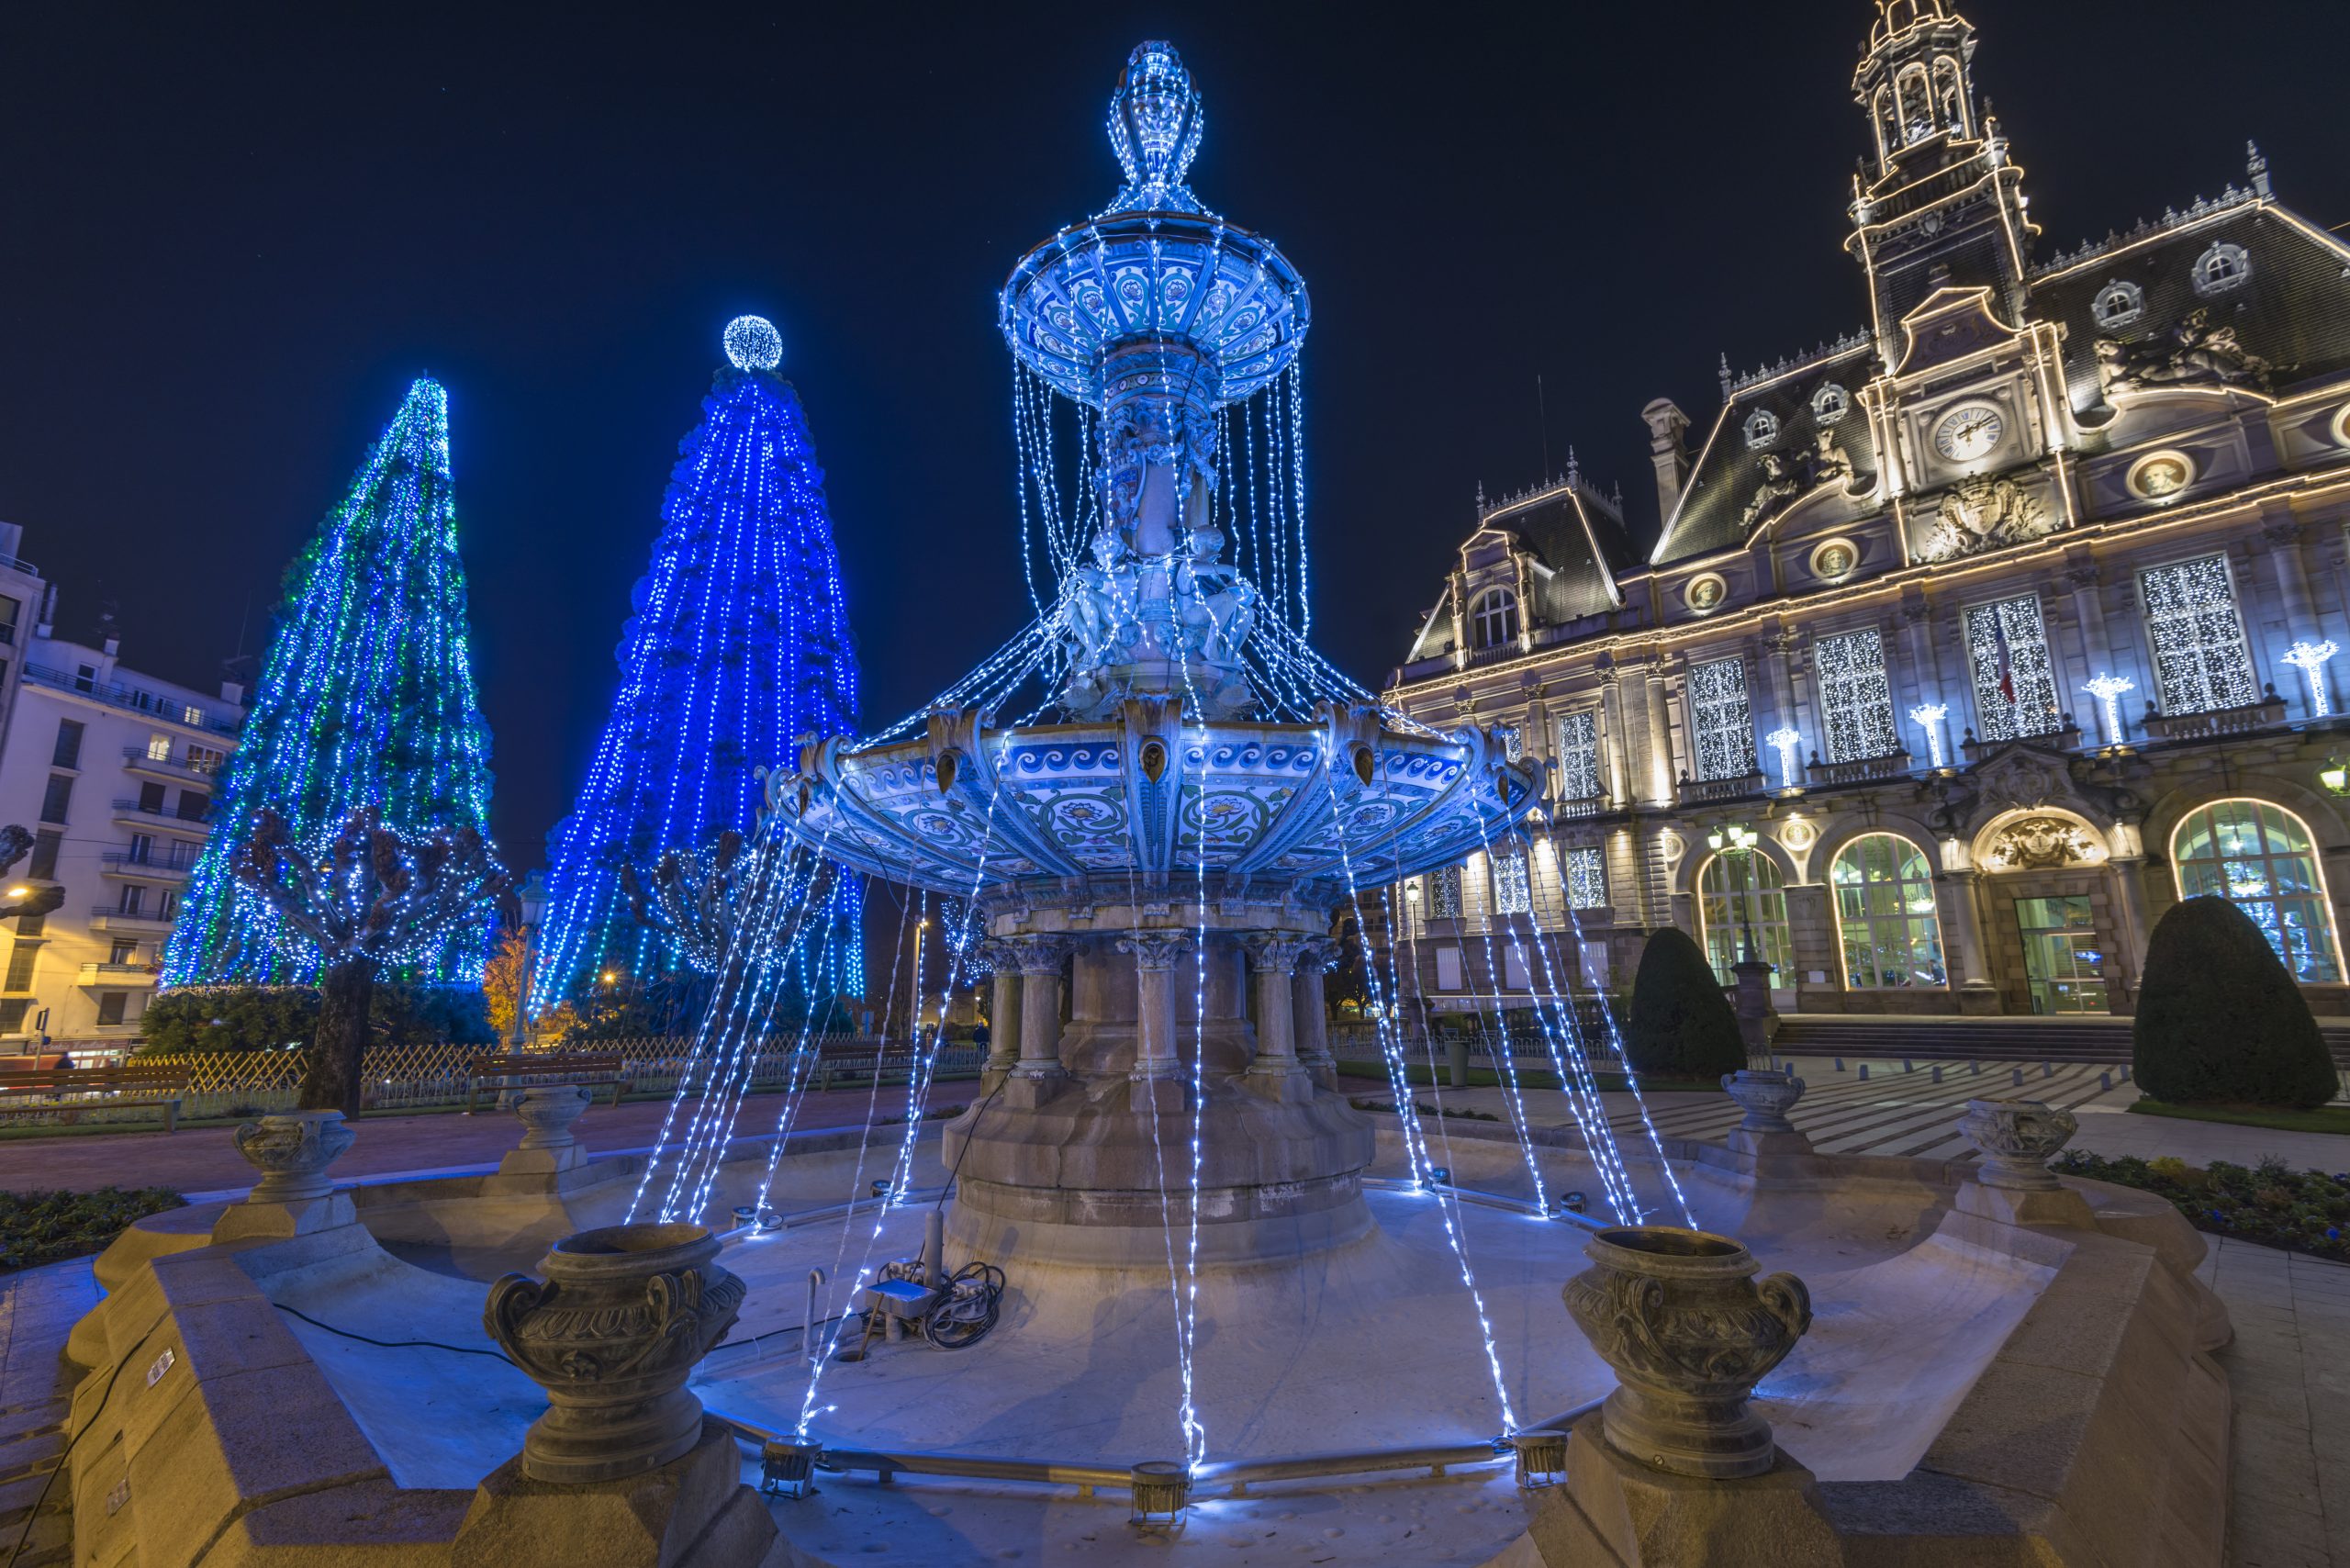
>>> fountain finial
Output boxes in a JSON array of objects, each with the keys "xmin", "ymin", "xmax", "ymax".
[{"xmin": 1106, "ymin": 41, "xmax": 1205, "ymax": 213}]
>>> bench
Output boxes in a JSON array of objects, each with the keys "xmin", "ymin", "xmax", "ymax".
[
  {"xmin": 808, "ymin": 1044, "xmax": 982, "ymax": 1092},
  {"xmin": 464, "ymin": 1051, "xmax": 632, "ymax": 1113},
  {"xmin": 0, "ymin": 1066, "xmax": 189, "ymax": 1132}
]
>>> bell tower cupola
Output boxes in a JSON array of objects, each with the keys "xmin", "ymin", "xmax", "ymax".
[{"xmin": 1846, "ymin": 2, "xmax": 2037, "ymax": 357}]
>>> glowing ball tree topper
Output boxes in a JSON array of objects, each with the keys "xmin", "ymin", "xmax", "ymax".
[{"xmin": 723, "ymin": 315, "xmax": 783, "ymax": 372}]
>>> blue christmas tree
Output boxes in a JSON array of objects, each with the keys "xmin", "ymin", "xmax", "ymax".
[
  {"xmin": 166, "ymin": 376, "xmax": 499, "ymax": 985},
  {"xmin": 535, "ymin": 317, "xmax": 861, "ymax": 1010}
]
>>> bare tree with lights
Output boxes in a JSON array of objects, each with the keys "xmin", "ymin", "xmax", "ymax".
[{"xmin": 232, "ymin": 807, "xmax": 511, "ymax": 1114}]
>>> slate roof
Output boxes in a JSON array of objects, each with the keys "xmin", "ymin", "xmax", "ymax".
[
  {"xmin": 1403, "ymin": 480, "xmax": 1635, "ymax": 664},
  {"xmin": 2032, "ymin": 199, "xmax": 2350, "ymax": 415},
  {"xmin": 1651, "ymin": 341, "xmax": 1881, "ymax": 566}
]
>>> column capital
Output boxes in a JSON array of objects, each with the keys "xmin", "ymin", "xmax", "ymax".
[
  {"xmin": 1113, "ymin": 929, "xmax": 1195, "ymax": 970},
  {"xmin": 1241, "ymin": 933, "xmax": 1316, "ymax": 974},
  {"xmin": 1294, "ymin": 935, "xmax": 1345, "ymax": 973},
  {"xmin": 1005, "ymin": 934, "xmax": 1076, "ymax": 974}
]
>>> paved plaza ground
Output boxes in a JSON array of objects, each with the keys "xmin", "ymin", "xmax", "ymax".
[{"xmin": 3, "ymin": 1056, "xmax": 2349, "ymax": 1562}]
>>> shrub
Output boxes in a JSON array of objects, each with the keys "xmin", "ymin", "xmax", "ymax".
[
  {"xmin": 138, "ymin": 983, "xmax": 495, "ymax": 1055},
  {"xmin": 1622, "ymin": 926, "xmax": 1745, "ymax": 1079},
  {"xmin": 0, "ymin": 1187, "xmax": 185, "ymax": 1271},
  {"xmin": 2133, "ymin": 895, "xmax": 2334, "ymax": 1108},
  {"xmin": 2055, "ymin": 1149, "xmax": 2350, "ymax": 1261}
]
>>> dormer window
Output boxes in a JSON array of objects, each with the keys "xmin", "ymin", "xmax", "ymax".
[
  {"xmin": 1742, "ymin": 409, "xmax": 1780, "ymax": 450},
  {"xmin": 2192, "ymin": 242, "xmax": 2251, "ymax": 297},
  {"xmin": 2091, "ymin": 279, "xmax": 2143, "ymax": 330},
  {"xmin": 1811, "ymin": 383, "xmax": 1850, "ymax": 422},
  {"xmin": 1472, "ymin": 587, "xmax": 1520, "ymax": 650}
]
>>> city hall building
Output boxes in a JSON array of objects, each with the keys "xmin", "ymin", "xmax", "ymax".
[{"xmin": 1384, "ymin": 0, "xmax": 2350, "ymax": 1020}]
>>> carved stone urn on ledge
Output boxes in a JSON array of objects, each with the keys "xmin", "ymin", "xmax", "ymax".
[
  {"xmin": 1720, "ymin": 1070, "xmax": 1811, "ymax": 1163},
  {"xmin": 1562, "ymin": 1226, "xmax": 1812, "ymax": 1479},
  {"xmin": 232, "ymin": 1109, "xmax": 357, "ymax": 1203},
  {"xmin": 485, "ymin": 1222, "xmax": 746, "ymax": 1484},
  {"xmin": 501, "ymin": 1084, "xmax": 592, "ymax": 1176},
  {"xmin": 1956, "ymin": 1098, "xmax": 2078, "ymax": 1190}
]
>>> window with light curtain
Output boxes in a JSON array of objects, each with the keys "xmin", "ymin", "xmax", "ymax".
[
  {"xmin": 1831, "ymin": 833, "xmax": 1947, "ymax": 988},
  {"xmin": 1491, "ymin": 852, "xmax": 1533, "ymax": 916},
  {"xmin": 1816, "ymin": 628, "xmax": 1899, "ymax": 763},
  {"xmin": 1688, "ymin": 656, "xmax": 1758, "ymax": 781},
  {"xmin": 2171, "ymin": 800, "xmax": 2342, "ymax": 982},
  {"xmin": 1556, "ymin": 710, "xmax": 1602, "ymax": 802},
  {"xmin": 1964, "ymin": 595, "xmax": 2064, "ymax": 741},
  {"xmin": 1561, "ymin": 846, "xmax": 1606, "ymax": 910},
  {"xmin": 2139, "ymin": 554, "xmax": 2257, "ymax": 716}
]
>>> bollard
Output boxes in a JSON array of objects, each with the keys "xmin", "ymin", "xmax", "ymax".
[
  {"xmin": 1834, "ymin": 1058, "xmax": 1845, "ymax": 1072},
  {"xmin": 2099, "ymin": 1070, "xmax": 2112, "ymax": 1092},
  {"xmin": 2121, "ymin": 1065, "xmax": 2132, "ymax": 1083},
  {"xmin": 1903, "ymin": 1058, "xmax": 1914, "ymax": 1073},
  {"xmin": 2042, "ymin": 1061, "xmax": 2053, "ymax": 1080},
  {"xmin": 1970, "ymin": 1059, "xmax": 1981, "ymax": 1076},
  {"xmin": 1931, "ymin": 1064, "xmax": 1942, "ymax": 1083},
  {"xmin": 2011, "ymin": 1067, "xmax": 2024, "ymax": 1087},
  {"xmin": 1858, "ymin": 1063, "xmax": 1869, "ymax": 1081}
]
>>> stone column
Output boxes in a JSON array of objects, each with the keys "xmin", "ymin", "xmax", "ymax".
[
  {"xmin": 1003, "ymin": 935, "xmax": 1072, "ymax": 1109},
  {"xmin": 1116, "ymin": 930, "xmax": 1193, "ymax": 1114},
  {"xmin": 1292, "ymin": 936, "xmax": 1339, "ymax": 1090},
  {"xmin": 2106, "ymin": 856, "xmax": 2153, "ymax": 1002},
  {"xmin": 1943, "ymin": 869, "xmax": 1999, "ymax": 1013},
  {"xmin": 1596, "ymin": 659, "xmax": 1629, "ymax": 806},
  {"xmin": 2264, "ymin": 503, "xmax": 2317, "ymax": 634},
  {"xmin": 977, "ymin": 941, "xmax": 1021, "ymax": 1088},
  {"xmin": 1242, "ymin": 934, "xmax": 1313, "ymax": 1103},
  {"xmin": 1639, "ymin": 656, "xmax": 1675, "ymax": 806},
  {"xmin": 2067, "ymin": 559, "xmax": 2114, "ymax": 683}
]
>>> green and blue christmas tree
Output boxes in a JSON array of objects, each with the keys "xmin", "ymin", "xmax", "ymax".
[{"xmin": 165, "ymin": 376, "xmax": 499, "ymax": 986}]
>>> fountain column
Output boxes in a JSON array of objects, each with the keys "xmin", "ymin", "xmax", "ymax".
[
  {"xmin": 1244, "ymin": 934, "xmax": 1312, "ymax": 1102},
  {"xmin": 1292, "ymin": 935, "xmax": 1339, "ymax": 1089},
  {"xmin": 1119, "ymin": 930, "xmax": 1193, "ymax": 1114},
  {"xmin": 979, "ymin": 940, "xmax": 1021, "ymax": 1087},
  {"xmin": 1004, "ymin": 935, "xmax": 1072, "ymax": 1109}
]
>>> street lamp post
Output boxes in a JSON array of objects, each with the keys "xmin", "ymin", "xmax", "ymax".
[
  {"xmin": 1707, "ymin": 823, "xmax": 1762, "ymax": 965},
  {"xmin": 498, "ymin": 869, "xmax": 549, "ymax": 1110},
  {"xmin": 1707, "ymin": 823, "xmax": 1772, "ymax": 1062},
  {"xmin": 908, "ymin": 916, "xmax": 929, "ymax": 1043}
]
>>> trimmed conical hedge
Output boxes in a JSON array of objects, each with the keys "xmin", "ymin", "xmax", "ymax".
[
  {"xmin": 1623, "ymin": 925, "xmax": 1747, "ymax": 1079},
  {"xmin": 2132, "ymin": 894, "xmax": 2335, "ymax": 1108}
]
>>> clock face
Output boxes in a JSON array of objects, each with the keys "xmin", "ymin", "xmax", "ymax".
[{"xmin": 1934, "ymin": 405, "xmax": 2005, "ymax": 462}]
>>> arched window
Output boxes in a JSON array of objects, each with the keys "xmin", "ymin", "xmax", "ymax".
[
  {"xmin": 1472, "ymin": 588, "xmax": 1520, "ymax": 650},
  {"xmin": 2171, "ymin": 800, "xmax": 2343, "ymax": 982},
  {"xmin": 1831, "ymin": 834, "xmax": 1947, "ymax": 989},
  {"xmin": 2192, "ymin": 242, "xmax": 2251, "ymax": 297},
  {"xmin": 1896, "ymin": 65, "xmax": 1933, "ymax": 143},
  {"xmin": 1931, "ymin": 57, "xmax": 1967, "ymax": 137},
  {"xmin": 1697, "ymin": 851, "xmax": 1793, "ymax": 986},
  {"xmin": 2092, "ymin": 279, "xmax": 2144, "ymax": 330}
]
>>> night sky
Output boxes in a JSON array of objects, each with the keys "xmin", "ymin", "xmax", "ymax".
[{"xmin": 6, "ymin": 2, "xmax": 2346, "ymax": 866}]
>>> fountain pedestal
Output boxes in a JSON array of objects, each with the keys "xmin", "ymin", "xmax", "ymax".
[
  {"xmin": 1518, "ymin": 1413, "xmax": 1841, "ymax": 1568},
  {"xmin": 944, "ymin": 905, "xmax": 1375, "ymax": 1268},
  {"xmin": 215, "ymin": 1110, "xmax": 359, "ymax": 1241}
]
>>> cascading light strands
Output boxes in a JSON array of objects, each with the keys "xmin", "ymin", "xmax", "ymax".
[
  {"xmin": 165, "ymin": 377, "xmax": 499, "ymax": 986},
  {"xmin": 534, "ymin": 318, "xmax": 862, "ymax": 1014}
]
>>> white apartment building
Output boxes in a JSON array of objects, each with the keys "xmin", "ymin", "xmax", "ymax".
[{"xmin": 0, "ymin": 551, "xmax": 244, "ymax": 1047}]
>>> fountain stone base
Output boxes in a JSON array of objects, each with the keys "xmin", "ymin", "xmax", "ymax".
[
  {"xmin": 1517, "ymin": 1413, "xmax": 1841, "ymax": 1568},
  {"xmin": 945, "ymin": 908, "xmax": 1374, "ymax": 1269}
]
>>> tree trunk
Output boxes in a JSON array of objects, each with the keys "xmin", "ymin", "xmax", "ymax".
[{"xmin": 302, "ymin": 958, "xmax": 378, "ymax": 1115}]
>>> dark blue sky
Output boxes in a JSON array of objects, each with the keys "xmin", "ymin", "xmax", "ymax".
[{"xmin": 5, "ymin": 2, "xmax": 2346, "ymax": 863}]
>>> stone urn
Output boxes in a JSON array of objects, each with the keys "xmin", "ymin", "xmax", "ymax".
[
  {"xmin": 1720, "ymin": 1069, "xmax": 1805, "ymax": 1134},
  {"xmin": 1562, "ymin": 1226, "xmax": 1812, "ymax": 1479},
  {"xmin": 231, "ymin": 1110, "xmax": 356, "ymax": 1203},
  {"xmin": 513, "ymin": 1084, "xmax": 590, "ymax": 1150},
  {"xmin": 1958, "ymin": 1098, "xmax": 2078, "ymax": 1191},
  {"xmin": 485, "ymin": 1222, "xmax": 746, "ymax": 1484}
]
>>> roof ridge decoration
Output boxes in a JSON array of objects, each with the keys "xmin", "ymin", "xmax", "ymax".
[
  {"xmin": 1729, "ymin": 329, "xmax": 1876, "ymax": 395},
  {"xmin": 1477, "ymin": 451, "xmax": 1624, "ymax": 526},
  {"xmin": 2031, "ymin": 149, "xmax": 2272, "ymax": 278}
]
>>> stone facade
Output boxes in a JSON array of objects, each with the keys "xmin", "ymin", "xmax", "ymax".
[{"xmin": 1385, "ymin": 1, "xmax": 2350, "ymax": 1021}]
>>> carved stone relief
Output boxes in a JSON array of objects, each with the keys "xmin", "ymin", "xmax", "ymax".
[
  {"xmin": 1982, "ymin": 814, "xmax": 2100, "ymax": 872},
  {"xmin": 1913, "ymin": 475, "xmax": 2054, "ymax": 565}
]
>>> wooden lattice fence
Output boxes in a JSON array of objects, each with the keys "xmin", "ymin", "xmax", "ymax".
[{"xmin": 121, "ymin": 1036, "xmax": 983, "ymax": 1121}]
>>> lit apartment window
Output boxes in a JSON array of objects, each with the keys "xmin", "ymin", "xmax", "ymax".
[
  {"xmin": 145, "ymin": 735, "xmax": 172, "ymax": 761},
  {"xmin": 3, "ymin": 942, "xmax": 38, "ymax": 992},
  {"xmin": 1556, "ymin": 711, "xmax": 1602, "ymax": 802},
  {"xmin": 1964, "ymin": 595, "xmax": 2064, "ymax": 741},
  {"xmin": 0, "ymin": 1001, "xmax": 27, "ymax": 1032},
  {"xmin": 1688, "ymin": 656, "xmax": 1758, "ymax": 781},
  {"xmin": 183, "ymin": 704, "xmax": 206, "ymax": 727},
  {"xmin": 2140, "ymin": 554, "xmax": 2257, "ymax": 715},
  {"xmin": 1816, "ymin": 629, "xmax": 1899, "ymax": 763},
  {"xmin": 108, "ymin": 939, "xmax": 138, "ymax": 965}
]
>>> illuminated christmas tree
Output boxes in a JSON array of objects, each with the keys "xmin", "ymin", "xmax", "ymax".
[
  {"xmin": 165, "ymin": 376, "xmax": 499, "ymax": 985},
  {"xmin": 533, "ymin": 317, "xmax": 862, "ymax": 1012}
]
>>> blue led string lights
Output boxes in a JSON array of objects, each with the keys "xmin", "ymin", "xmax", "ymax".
[{"xmin": 536, "ymin": 319, "xmax": 863, "ymax": 1019}]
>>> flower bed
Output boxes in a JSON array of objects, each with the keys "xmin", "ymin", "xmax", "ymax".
[
  {"xmin": 0, "ymin": 1186, "xmax": 185, "ymax": 1271},
  {"xmin": 2053, "ymin": 1149, "xmax": 2350, "ymax": 1263}
]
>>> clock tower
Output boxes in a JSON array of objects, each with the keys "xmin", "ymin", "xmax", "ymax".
[{"xmin": 1844, "ymin": 2, "xmax": 2038, "ymax": 364}]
